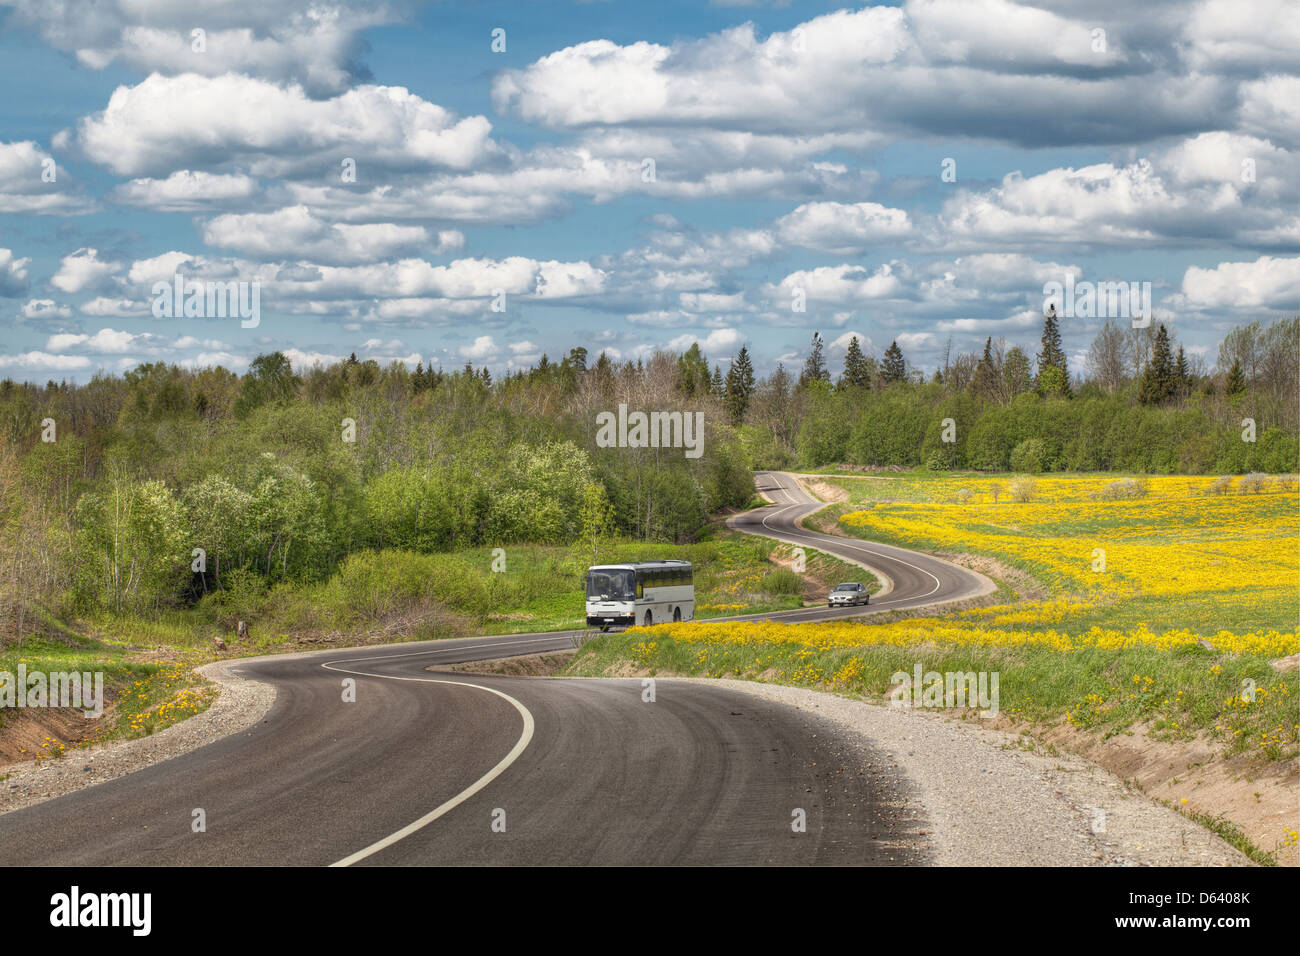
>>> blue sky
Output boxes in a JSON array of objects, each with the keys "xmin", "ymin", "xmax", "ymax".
[{"xmin": 1, "ymin": 0, "xmax": 1297, "ymax": 382}]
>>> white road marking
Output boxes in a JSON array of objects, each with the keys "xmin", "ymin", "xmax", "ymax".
[{"xmin": 321, "ymin": 659, "xmax": 536, "ymax": 867}]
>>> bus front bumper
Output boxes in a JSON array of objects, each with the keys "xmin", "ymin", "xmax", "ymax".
[{"xmin": 587, "ymin": 614, "xmax": 635, "ymax": 627}]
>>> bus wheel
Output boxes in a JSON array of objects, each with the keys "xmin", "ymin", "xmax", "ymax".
[
  {"xmin": 673, "ymin": 607, "xmax": 682, "ymax": 622},
  {"xmin": 644, "ymin": 610, "xmax": 653, "ymax": 626}
]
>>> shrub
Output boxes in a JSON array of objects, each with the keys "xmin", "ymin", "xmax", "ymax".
[
  {"xmin": 1009, "ymin": 438, "xmax": 1047, "ymax": 474},
  {"xmin": 954, "ymin": 487, "xmax": 973, "ymax": 503},
  {"xmin": 1008, "ymin": 476, "xmax": 1038, "ymax": 502},
  {"xmin": 1237, "ymin": 472, "xmax": 1269, "ymax": 494},
  {"xmin": 762, "ymin": 569, "xmax": 804, "ymax": 596},
  {"xmin": 1207, "ymin": 475, "xmax": 1234, "ymax": 495},
  {"xmin": 1093, "ymin": 477, "xmax": 1149, "ymax": 500}
]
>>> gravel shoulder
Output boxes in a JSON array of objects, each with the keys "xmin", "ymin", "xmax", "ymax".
[
  {"xmin": 0, "ymin": 660, "xmax": 276, "ymax": 817},
  {"xmin": 680, "ymin": 677, "xmax": 1252, "ymax": 867}
]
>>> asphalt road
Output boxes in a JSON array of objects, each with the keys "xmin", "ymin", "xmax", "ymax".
[{"xmin": 0, "ymin": 472, "xmax": 988, "ymax": 865}]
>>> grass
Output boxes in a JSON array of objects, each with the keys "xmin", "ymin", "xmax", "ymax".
[
  {"xmin": 3, "ymin": 524, "xmax": 868, "ymax": 757},
  {"xmin": 567, "ymin": 471, "xmax": 1299, "ymax": 762}
]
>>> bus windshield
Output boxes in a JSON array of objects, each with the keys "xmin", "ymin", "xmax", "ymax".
[{"xmin": 586, "ymin": 569, "xmax": 635, "ymax": 601}]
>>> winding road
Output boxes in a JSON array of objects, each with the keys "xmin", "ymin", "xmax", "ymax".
[{"xmin": 0, "ymin": 472, "xmax": 991, "ymax": 866}]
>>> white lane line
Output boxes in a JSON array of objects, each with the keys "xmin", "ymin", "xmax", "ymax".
[{"xmin": 321, "ymin": 661, "xmax": 536, "ymax": 867}]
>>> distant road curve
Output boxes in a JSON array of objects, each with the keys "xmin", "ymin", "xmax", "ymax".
[{"xmin": 722, "ymin": 471, "xmax": 994, "ymax": 622}]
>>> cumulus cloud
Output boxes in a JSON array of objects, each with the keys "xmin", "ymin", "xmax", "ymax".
[
  {"xmin": 0, "ymin": 248, "xmax": 31, "ymax": 297},
  {"xmin": 111, "ymin": 170, "xmax": 260, "ymax": 211},
  {"xmin": 20, "ymin": 299, "xmax": 73, "ymax": 320},
  {"xmin": 492, "ymin": 4, "xmax": 1231, "ymax": 147},
  {"xmin": 0, "ymin": 141, "xmax": 87, "ymax": 214},
  {"xmin": 1177, "ymin": 255, "xmax": 1300, "ymax": 311},
  {"xmin": 200, "ymin": 206, "xmax": 461, "ymax": 263},
  {"xmin": 4, "ymin": 1, "xmax": 405, "ymax": 96},
  {"xmin": 775, "ymin": 201, "xmax": 913, "ymax": 253},
  {"xmin": 68, "ymin": 74, "xmax": 499, "ymax": 178},
  {"xmin": 50, "ymin": 248, "xmax": 122, "ymax": 294}
]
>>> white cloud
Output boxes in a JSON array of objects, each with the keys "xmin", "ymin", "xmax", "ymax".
[
  {"xmin": 80, "ymin": 296, "xmax": 149, "ymax": 317},
  {"xmin": 0, "ymin": 248, "xmax": 31, "ymax": 297},
  {"xmin": 47, "ymin": 328, "xmax": 156, "ymax": 354},
  {"xmin": 72, "ymin": 74, "xmax": 499, "ymax": 178},
  {"xmin": 111, "ymin": 170, "xmax": 259, "ymax": 211},
  {"xmin": 20, "ymin": 299, "xmax": 73, "ymax": 320},
  {"xmin": 1178, "ymin": 255, "xmax": 1300, "ymax": 310},
  {"xmin": 0, "ymin": 141, "xmax": 86, "ymax": 215},
  {"xmin": 201, "ymin": 206, "xmax": 458, "ymax": 263},
  {"xmin": 666, "ymin": 327, "xmax": 744, "ymax": 355},
  {"xmin": 5, "ymin": 1, "xmax": 399, "ymax": 96},
  {"xmin": 459, "ymin": 335, "xmax": 498, "ymax": 360},
  {"xmin": 51, "ymin": 248, "xmax": 121, "ymax": 294},
  {"xmin": 766, "ymin": 263, "xmax": 904, "ymax": 306},
  {"xmin": 775, "ymin": 201, "xmax": 913, "ymax": 253}
]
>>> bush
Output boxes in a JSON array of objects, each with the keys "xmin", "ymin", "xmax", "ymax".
[
  {"xmin": 1008, "ymin": 476, "xmax": 1038, "ymax": 502},
  {"xmin": 954, "ymin": 487, "xmax": 973, "ymax": 503},
  {"xmin": 1093, "ymin": 477, "xmax": 1149, "ymax": 500},
  {"xmin": 1207, "ymin": 475, "xmax": 1234, "ymax": 495},
  {"xmin": 1237, "ymin": 472, "xmax": 1269, "ymax": 494},
  {"xmin": 1009, "ymin": 438, "xmax": 1047, "ymax": 474},
  {"xmin": 762, "ymin": 568, "xmax": 804, "ymax": 596}
]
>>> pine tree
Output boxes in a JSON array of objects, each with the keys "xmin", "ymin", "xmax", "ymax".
[
  {"xmin": 1138, "ymin": 324, "xmax": 1175, "ymax": 405},
  {"xmin": 841, "ymin": 336, "xmax": 871, "ymax": 389},
  {"xmin": 1174, "ymin": 345, "xmax": 1190, "ymax": 399},
  {"xmin": 881, "ymin": 340, "xmax": 906, "ymax": 384},
  {"xmin": 1225, "ymin": 357, "xmax": 1246, "ymax": 396},
  {"xmin": 1036, "ymin": 306, "xmax": 1071, "ymax": 397},
  {"xmin": 677, "ymin": 343, "xmax": 710, "ymax": 396},
  {"xmin": 799, "ymin": 332, "xmax": 830, "ymax": 387},
  {"xmin": 709, "ymin": 364, "xmax": 724, "ymax": 396},
  {"xmin": 973, "ymin": 336, "xmax": 997, "ymax": 398},
  {"xmin": 724, "ymin": 346, "xmax": 756, "ymax": 425}
]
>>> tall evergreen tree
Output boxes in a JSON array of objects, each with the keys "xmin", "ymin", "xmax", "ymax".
[
  {"xmin": 1225, "ymin": 357, "xmax": 1246, "ymax": 396},
  {"xmin": 1036, "ymin": 305, "xmax": 1071, "ymax": 397},
  {"xmin": 881, "ymin": 340, "xmax": 906, "ymax": 384},
  {"xmin": 841, "ymin": 335, "xmax": 871, "ymax": 389},
  {"xmin": 800, "ymin": 332, "xmax": 830, "ymax": 386},
  {"xmin": 709, "ymin": 364, "xmax": 725, "ymax": 396},
  {"xmin": 724, "ymin": 346, "xmax": 756, "ymax": 425},
  {"xmin": 1138, "ymin": 323, "xmax": 1176, "ymax": 405},
  {"xmin": 1174, "ymin": 345, "xmax": 1190, "ymax": 399},
  {"xmin": 972, "ymin": 336, "xmax": 997, "ymax": 398}
]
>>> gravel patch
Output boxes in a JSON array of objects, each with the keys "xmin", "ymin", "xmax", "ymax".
[
  {"xmin": 0, "ymin": 660, "xmax": 276, "ymax": 817},
  {"xmin": 680, "ymin": 678, "xmax": 1252, "ymax": 867}
]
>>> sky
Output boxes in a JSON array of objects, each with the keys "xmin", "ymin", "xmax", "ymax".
[{"xmin": 0, "ymin": 0, "xmax": 1298, "ymax": 383}]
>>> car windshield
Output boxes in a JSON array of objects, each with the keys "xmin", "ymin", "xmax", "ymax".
[
  {"xmin": 587, "ymin": 569, "xmax": 634, "ymax": 601},
  {"xmin": 834, "ymin": 583, "xmax": 859, "ymax": 591}
]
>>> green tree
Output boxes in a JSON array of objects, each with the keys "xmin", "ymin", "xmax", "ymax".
[
  {"xmin": 724, "ymin": 345, "xmax": 756, "ymax": 425},
  {"xmin": 841, "ymin": 336, "xmax": 871, "ymax": 389},
  {"xmin": 799, "ymin": 332, "xmax": 830, "ymax": 387},
  {"xmin": 881, "ymin": 340, "xmax": 906, "ymax": 384},
  {"xmin": 1138, "ymin": 324, "xmax": 1176, "ymax": 405},
  {"xmin": 1036, "ymin": 307, "xmax": 1070, "ymax": 397},
  {"xmin": 235, "ymin": 352, "xmax": 299, "ymax": 418}
]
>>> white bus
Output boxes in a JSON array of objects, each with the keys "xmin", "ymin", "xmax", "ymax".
[{"xmin": 585, "ymin": 560, "xmax": 694, "ymax": 630}]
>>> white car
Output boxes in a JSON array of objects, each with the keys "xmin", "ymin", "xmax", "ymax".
[{"xmin": 827, "ymin": 582, "xmax": 870, "ymax": 607}]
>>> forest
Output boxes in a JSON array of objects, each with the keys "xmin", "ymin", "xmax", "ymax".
[{"xmin": 0, "ymin": 313, "xmax": 1295, "ymax": 638}]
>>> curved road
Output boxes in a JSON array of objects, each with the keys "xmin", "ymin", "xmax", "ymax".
[{"xmin": 0, "ymin": 472, "xmax": 989, "ymax": 866}]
